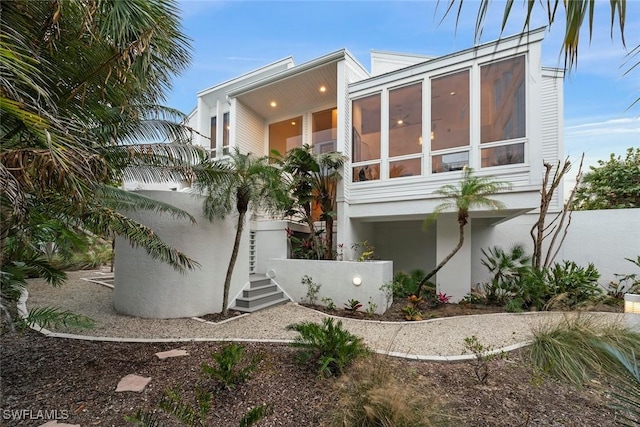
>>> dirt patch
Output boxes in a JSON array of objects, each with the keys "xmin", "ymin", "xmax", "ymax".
[{"xmin": 1, "ymin": 328, "xmax": 624, "ymax": 426}]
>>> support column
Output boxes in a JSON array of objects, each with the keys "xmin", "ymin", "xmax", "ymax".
[{"xmin": 435, "ymin": 214, "xmax": 471, "ymax": 302}]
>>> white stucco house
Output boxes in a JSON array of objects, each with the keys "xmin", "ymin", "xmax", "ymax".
[{"xmin": 118, "ymin": 28, "xmax": 574, "ymax": 317}]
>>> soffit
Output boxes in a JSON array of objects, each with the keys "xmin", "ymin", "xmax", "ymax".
[{"xmin": 234, "ymin": 62, "xmax": 338, "ymax": 121}]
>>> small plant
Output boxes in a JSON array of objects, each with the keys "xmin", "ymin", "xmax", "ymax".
[
  {"xmin": 461, "ymin": 288, "xmax": 486, "ymax": 305},
  {"xmin": 402, "ymin": 305, "xmax": 423, "ymax": 321},
  {"xmin": 505, "ymin": 298, "xmax": 524, "ymax": 313},
  {"xmin": 379, "ymin": 281, "xmax": 394, "ymax": 307},
  {"xmin": 201, "ymin": 343, "xmax": 262, "ymax": 390},
  {"xmin": 365, "ymin": 298, "xmax": 378, "ymax": 317},
  {"xmin": 286, "ymin": 318, "xmax": 369, "ymax": 377},
  {"xmin": 351, "ymin": 240, "xmax": 376, "ymax": 262},
  {"xmin": 436, "ymin": 292, "xmax": 450, "ymax": 306},
  {"xmin": 344, "ymin": 299, "xmax": 363, "ymax": 312},
  {"xmin": 301, "ymin": 275, "xmax": 321, "ymax": 305},
  {"xmin": 238, "ymin": 403, "xmax": 274, "ymax": 427},
  {"xmin": 463, "ymin": 335, "xmax": 505, "ymax": 384},
  {"xmin": 321, "ymin": 297, "xmax": 336, "ymax": 311}
]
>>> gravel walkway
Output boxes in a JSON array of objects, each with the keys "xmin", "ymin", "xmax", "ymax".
[{"xmin": 25, "ymin": 270, "xmax": 625, "ymax": 360}]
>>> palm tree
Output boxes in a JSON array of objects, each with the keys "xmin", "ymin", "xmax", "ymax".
[
  {"xmin": 414, "ymin": 168, "xmax": 511, "ymax": 296},
  {"xmin": 1, "ymin": 0, "xmax": 215, "ymax": 327},
  {"xmin": 277, "ymin": 145, "xmax": 346, "ymax": 260},
  {"xmin": 193, "ymin": 148, "xmax": 286, "ymax": 316},
  {"xmin": 442, "ymin": 0, "xmax": 637, "ymax": 107}
]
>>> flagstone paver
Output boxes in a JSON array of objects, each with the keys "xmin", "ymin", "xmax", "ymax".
[
  {"xmin": 155, "ymin": 349, "xmax": 189, "ymax": 359},
  {"xmin": 115, "ymin": 374, "xmax": 151, "ymax": 392}
]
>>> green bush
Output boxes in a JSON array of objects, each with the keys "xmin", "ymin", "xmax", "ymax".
[
  {"xmin": 545, "ymin": 261, "xmax": 602, "ymax": 309},
  {"xmin": 201, "ymin": 343, "xmax": 262, "ymax": 390},
  {"xmin": 286, "ymin": 318, "xmax": 369, "ymax": 377},
  {"xmin": 392, "ymin": 269, "xmax": 427, "ymax": 298}
]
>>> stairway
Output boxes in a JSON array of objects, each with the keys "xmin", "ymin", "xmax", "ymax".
[{"xmin": 231, "ymin": 275, "xmax": 290, "ymax": 313}]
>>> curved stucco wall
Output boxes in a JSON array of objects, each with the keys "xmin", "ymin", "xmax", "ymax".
[{"xmin": 114, "ymin": 190, "xmax": 249, "ymax": 318}]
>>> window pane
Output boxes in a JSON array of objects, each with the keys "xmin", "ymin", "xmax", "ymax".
[
  {"xmin": 481, "ymin": 143, "xmax": 524, "ymax": 167},
  {"xmin": 389, "ymin": 83, "xmax": 422, "ymax": 157},
  {"xmin": 352, "ymin": 164, "xmax": 380, "ymax": 182},
  {"xmin": 431, "ymin": 70, "xmax": 469, "ymax": 151},
  {"xmin": 352, "ymin": 94, "xmax": 381, "ymax": 162},
  {"xmin": 312, "ymin": 108, "xmax": 337, "ymax": 153},
  {"xmin": 432, "ymin": 151, "xmax": 469, "ymax": 173},
  {"xmin": 269, "ymin": 116, "xmax": 302, "ymax": 155},
  {"xmin": 481, "ymin": 56, "xmax": 526, "ymax": 143},
  {"xmin": 223, "ymin": 112, "xmax": 230, "ymax": 148},
  {"xmin": 390, "ymin": 158, "xmax": 421, "ymax": 178},
  {"xmin": 210, "ymin": 116, "xmax": 217, "ymax": 151}
]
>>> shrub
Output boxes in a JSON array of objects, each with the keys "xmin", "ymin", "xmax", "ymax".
[
  {"xmin": 321, "ymin": 297, "xmax": 336, "ymax": 311},
  {"xmin": 402, "ymin": 305, "xmax": 423, "ymax": 321},
  {"xmin": 344, "ymin": 299, "xmax": 362, "ymax": 312},
  {"xmin": 300, "ymin": 275, "xmax": 321, "ymax": 305},
  {"xmin": 545, "ymin": 261, "xmax": 602, "ymax": 309},
  {"xmin": 325, "ymin": 355, "xmax": 436, "ymax": 427},
  {"xmin": 201, "ymin": 343, "xmax": 262, "ymax": 390},
  {"xmin": 463, "ymin": 335, "xmax": 506, "ymax": 384},
  {"xmin": 286, "ymin": 318, "xmax": 369, "ymax": 377},
  {"xmin": 530, "ymin": 314, "xmax": 640, "ymax": 387},
  {"xmin": 391, "ymin": 269, "xmax": 426, "ymax": 297}
]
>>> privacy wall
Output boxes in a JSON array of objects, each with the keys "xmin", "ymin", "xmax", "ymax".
[{"xmin": 114, "ymin": 191, "xmax": 248, "ymax": 318}]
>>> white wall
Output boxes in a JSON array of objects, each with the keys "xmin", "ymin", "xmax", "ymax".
[
  {"xmin": 114, "ymin": 191, "xmax": 249, "ymax": 318},
  {"xmin": 374, "ymin": 220, "xmax": 436, "ymax": 274},
  {"xmin": 472, "ymin": 208, "xmax": 640, "ymax": 286},
  {"xmin": 266, "ymin": 259, "xmax": 393, "ymax": 314}
]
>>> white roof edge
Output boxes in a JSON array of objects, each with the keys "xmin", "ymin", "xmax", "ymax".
[
  {"xmin": 197, "ymin": 56, "xmax": 295, "ymax": 97},
  {"xmin": 343, "ymin": 48, "xmax": 370, "ymax": 76},
  {"xmin": 370, "ymin": 49, "xmax": 434, "ymax": 59},
  {"xmin": 542, "ymin": 66, "xmax": 565, "ymax": 77},
  {"xmin": 228, "ymin": 49, "xmax": 350, "ymax": 97},
  {"xmin": 350, "ymin": 27, "xmax": 547, "ymax": 87}
]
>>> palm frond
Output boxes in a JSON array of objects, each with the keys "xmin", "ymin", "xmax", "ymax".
[
  {"xmin": 20, "ymin": 306, "xmax": 94, "ymax": 330},
  {"xmin": 94, "ymin": 185, "xmax": 196, "ymax": 224},
  {"xmin": 82, "ymin": 206, "xmax": 199, "ymax": 272}
]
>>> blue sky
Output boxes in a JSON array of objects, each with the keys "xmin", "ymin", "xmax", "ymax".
[{"xmin": 168, "ymin": 1, "xmax": 639, "ymax": 181}]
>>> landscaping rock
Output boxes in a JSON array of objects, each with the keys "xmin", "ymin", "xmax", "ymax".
[{"xmin": 115, "ymin": 374, "xmax": 151, "ymax": 392}]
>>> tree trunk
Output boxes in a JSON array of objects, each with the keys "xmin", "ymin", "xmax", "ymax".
[
  {"xmin": 415, "ymin": 221, "xmax": 466, "ymax": 297},
  {"xmin": 222, "ymin": 210, "xmax": 245, "ymax": 316},
  {"xmin": 324, "ymin": 215, "xmax": 334, "ymax": 260}
]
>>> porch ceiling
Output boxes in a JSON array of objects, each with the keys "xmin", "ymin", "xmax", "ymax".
[{"xmin": 234, "ymin": 62, "xmax": 338, "ymax": 121}]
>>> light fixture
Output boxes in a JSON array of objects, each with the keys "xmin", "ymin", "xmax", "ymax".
[
  {"xmin": 625, "ymin": 294, "xmax": 640, "ymax": 331},
  {"xmin": 270, "ymin": 101, "xmax": 277, "ymax": 107},
  {"xmin": 396, "ymin": 119, "xmax": 403, "ymax": 125},
  {"xmin": 352, "ymin": 276, "xmax": 362, "ymax": 286},
  {"xmin": 450, "ymin": 91, "xmax": 456, "ymax": 96},
  {"xmin": 291, "ymin": 121, "xmax": 296, "ymax": 126},
  {"xmin": 419, "ymin": 136, "xmax": 423, "ymax": 145},
  {"xmin": 319, "ymin": 85, "xmax": 326, "ymax": 93},
  {"xmin": 430, "ymin": 131, "xmax": 435, "ymax": 140}
]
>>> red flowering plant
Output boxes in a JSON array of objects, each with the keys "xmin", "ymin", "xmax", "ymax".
[{"xmin": 437, "ymin": 292, "xmax": 451, "ymax": 306}]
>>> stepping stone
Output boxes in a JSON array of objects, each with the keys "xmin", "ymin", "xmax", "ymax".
[
  {"xmin": 39, "ymin": 422, "xmax": 80, "ymax": 427},
  {"xmin": 115, "ymin": 374, "xmax": 152, "ymax": 392},
  {"xmin": 155, "ymin": 349, "xmax": 189, "ymax": 359}
]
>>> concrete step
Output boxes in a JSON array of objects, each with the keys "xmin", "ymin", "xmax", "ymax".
[
  {"xmin": 231, "ymin": 297, "xmax": 290, "ymax": 313},
  {"xmin": 234, "ymin": 290, "xmax": 285, "ymax": 309},
  {"xmin": 243, "ymin": 283, "xmax": 278, "ymax": 298},
  {"xmin": 249, "ymin": 275, "xmax": 271, "ymax": 288}
]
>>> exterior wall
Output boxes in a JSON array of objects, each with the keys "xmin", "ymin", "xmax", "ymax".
[
  {"xmin": 540, "ymin": 70, "xmax": 565, "ymax": 208},
  {"xmin": 373, "ymin": 220, "xmax": 436, "ymax": 274},
  {"xmin": 266, "ymin": 259, "xmax": 393, "ymax": 314},
  {"xmin": 114, "ymin": 191, "xmax": 249, "ymax": 318},
  {"xmin": 370, "ymin": 50, "xmax": 433, "ymax": 76},
  {"xmin": 252, "ymin": 220, "xmax": 310, "ymax": 274},
  {"xmin": 235, "ymin": 99, "xmax": 265, "ymax": 155},
  {"xmin": 471, "ymin": 209, "xmax": 640, "ymax": 287}
]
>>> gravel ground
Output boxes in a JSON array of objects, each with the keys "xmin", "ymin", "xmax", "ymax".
[{"xmin": 25, "ymin": 270, "xmax": 625, "ymax": 358}]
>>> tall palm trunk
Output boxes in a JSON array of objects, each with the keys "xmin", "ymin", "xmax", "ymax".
[
  {"xmin": 222, "ymin": 209, "xmax": 246, "ymax": 316},
  {"xmin": 415, "ymin": 221, "xmax": 466, "ymax": 297}
]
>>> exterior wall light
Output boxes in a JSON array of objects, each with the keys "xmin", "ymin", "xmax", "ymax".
[
  {"xmin": 352, "ymin": 276, "xmax": 362, "ymax": 286},
  {"xmin": 624, "ymin": 294, "xmax": 640, "ymax": 331}
]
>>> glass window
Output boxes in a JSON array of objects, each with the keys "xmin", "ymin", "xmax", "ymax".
[
  {"xmin": 269, "ymin": 116, "xmax": 302, "ymax": 156},
  {"xmin": 432, "ymin": 151, "xmax": 469, "ymax": 173},
  {"xmin": 222, "ymin": 112, "xmax": 230, "ymax": 154},
  {"xmin": 352, "ymin": 164, "xmax": 380, "ymax": 182},
  {"xmin": 210, "ymin": 116, "xmax": 217, "ymax": 153},
  {"xmin": 481, "ymin": 56, "xmax": 526, "ymax": 143},
  {"xmin": 352, "ymin": 94, "xmax": 381, "ymax": 162},
  {"xmin": 390, "ymin": 158, "xmax": 421, "ymax": 178},
  {"xmin": 389, "ymin": 83, "xmax": 422, "ymax": 157},
  {"xmin": 431, "ymin": 70, "xmax": 470, "ymax": 151},
  {"xmin": 481, "ymin": 143, "xmax": 525, "ymax": 167},
  {"xmin": 312, "ymin": 108, "xmax": 337, "ymax": 153}
]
